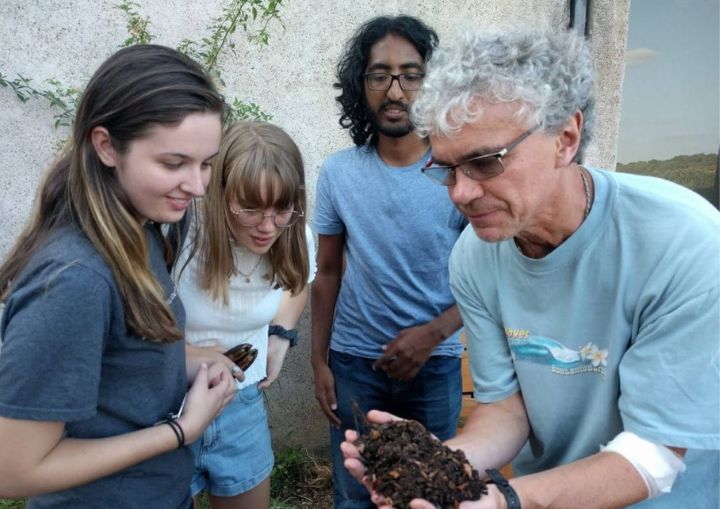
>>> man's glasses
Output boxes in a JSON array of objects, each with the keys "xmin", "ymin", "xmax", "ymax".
[
  {"xmin": 229, "ymin": 207, "xmax": 303, "ymax": 228},
  {"xmin": 364, "ymin": 72, "xmax": 425, "ymax": 91},
  {"xmin": 422, "ymin": 127, "xmax": 538, "ymax": 186}
]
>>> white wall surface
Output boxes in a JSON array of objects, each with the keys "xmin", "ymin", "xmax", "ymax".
[{"xmin": 0, "ymin": 0, "xmax": 629, "ymax": 452}]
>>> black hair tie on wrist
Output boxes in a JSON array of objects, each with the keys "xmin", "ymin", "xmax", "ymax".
[
  {"xmin": 165, "ymin": 419, "xmax": 185, "ymax": 448},
  {"xmin": 485, "ymin": 468, "xmax": 521, "ymax": 509},
  {"xmin": 268, "ymin": 324, "xmax": 299, "ymax": 347}
]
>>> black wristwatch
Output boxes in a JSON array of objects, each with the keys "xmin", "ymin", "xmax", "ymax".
[
  {"xmin": 268, "ymin": 324, "xmax": 299, "ymax": 347},
  {"xmin": 486, "ymin": 469, "xmax": 521, "ymax": 509}
]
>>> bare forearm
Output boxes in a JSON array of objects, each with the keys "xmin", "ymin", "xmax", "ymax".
[
  {"xmin": 262, "ymin": 287, "xmax": 309, "ymax": 387},
  {"xmin": 425, "ymin": 304, "xmax": 463, "ymax": 347},
  {"xmin": 446, "ymin": 394, "xmax": 530, "ymax": 472},
  {"xmin": 272, "ymin": 287, "xmax": 308, "ymax": 329},
  {"xmin": 311, "ymin": 272, "xmax": 340, "ymax": 367},
  {"xmin": 513, "ymin": 452, "xmax": 648, "ymax": 509},
  {"xmin": 0, "ymin": 419, "xmax": 178, "ymax": 498},
  {"xmin": 450, "ymin": 393, "xmax": 650, "ymax": 509}
]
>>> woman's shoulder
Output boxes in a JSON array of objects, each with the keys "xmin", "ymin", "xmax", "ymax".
[
  {"xmin": 22, "ymin": 226, "xmax": 116, "ymax": 289},
  {"xmin": 3, "ymin": 230, "xmax": 117, "ymax": 331}
]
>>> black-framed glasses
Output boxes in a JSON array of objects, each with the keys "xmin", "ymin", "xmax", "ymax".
[
  {"xmin": 229, "ymin": 207, "xmax": 303, "ymax": 228},
  {"xmin": 422, "ymin": 126, "xmax": 539, "ymax": 186},
  {"xmin": 364, "ymin": 72, "xmax": 425, "ymax": 91}
]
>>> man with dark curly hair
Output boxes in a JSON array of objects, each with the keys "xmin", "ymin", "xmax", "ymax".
[{"xmin": 311, "ymin": 15, "xmax": 466, "ymax": 509}]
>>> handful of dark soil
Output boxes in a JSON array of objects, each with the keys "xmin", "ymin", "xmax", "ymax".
[{"xmin": 355, "ymin": 419, "xmax": 487, "ymax": 508}]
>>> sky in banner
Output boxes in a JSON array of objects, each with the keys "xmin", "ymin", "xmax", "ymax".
[{"xmin": 616, "ymin": 0, "xmax": 719, "ymax": 163}]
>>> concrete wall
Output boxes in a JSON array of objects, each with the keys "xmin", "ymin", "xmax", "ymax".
[{"xmin": 0, "ymin": 0, "xmax": 629, "ymax": 454}]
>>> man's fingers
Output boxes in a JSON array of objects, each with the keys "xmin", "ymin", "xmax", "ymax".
[
  {"xmin": 343, "ymin": 456, "xmax": 367, "ymax": 481},
  {"xmin": 373, "ymin": 493, "xmax": 391, "ymax": 507},
  {"xmin": 389, "ymin": 364, "xmax": 418, "ymax": 381},
  {"xmin": 325, "ymin": 409, "xmax": 341, "ymax": 426},
  {"xmin": 375, "ymin": 355, "xmax": 420, "ymax": 380},
  {"xmin": 367, "ymin": 409, "xmax": 403, "ymax": 424},
  {"xmin": 372, "ymin": 344, "xmax": 399, "ymax": 370},
  {"xmin": 372, "ymin": 357, "xmax": 392, "ymax": 371},
  {"xmin": 409, "ymin": 499, "xmax": 438, "ymax": 509},
  {"xmin": 325, "ymin": 385, "xmax": 338, "ymax": 411},
  {"xmin": 318, "ymin": 395, "xmax": 341, "ymax": 425},
  {"xmin": 345, "ymin": 429, "xmax": 359, "ymax": 442},
  {"xmin": 382, "ymin": 362, "xmax": 404, "ymax": 379},
  {"xmin": 340, "ymin": 439, "xmax": 362, "ymax": 461},
  {"xmin": 323, "ymin": 386, "xmax": 341, "ymax": 424}
]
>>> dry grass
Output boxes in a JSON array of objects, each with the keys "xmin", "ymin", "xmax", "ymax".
[
  {"xmin": 196, "ymin": 446, "xmax": 333, "ymax": 509},
  {"xmin": 269, "ymin": 446, "xmax": 333, "ymax": 508}
]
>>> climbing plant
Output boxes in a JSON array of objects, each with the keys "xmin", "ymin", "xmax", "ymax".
[{"xmin": 0, "ymin": 0, "xmax": 284, "ymax": 138}]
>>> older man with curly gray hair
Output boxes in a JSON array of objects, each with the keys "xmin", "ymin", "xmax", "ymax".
[{"xmin": 343, "ymin": 28, "xmax": 719, "ymax": 509}]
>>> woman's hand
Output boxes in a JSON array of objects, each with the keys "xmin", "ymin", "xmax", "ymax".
[
  {"xmin": 178, "ymin": 362, "xmax": 236, "ymax": 443},
  {"xmin": 259, "ymin": 335, "xmax": 291, "ymax": 389},
  {"xmin": 186, "ymin": 343, "xmax": 245, "ymax": 382}
]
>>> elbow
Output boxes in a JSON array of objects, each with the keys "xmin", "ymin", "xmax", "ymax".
[
  {"xmin": 0, "ymin": 463, "xmax": 44, "ymax": 498},
  {"xmin": 0, "ymin": 479, "xmax": 28, "ymax": 499}
]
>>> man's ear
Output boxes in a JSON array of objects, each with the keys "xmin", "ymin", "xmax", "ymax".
[
  {"xmin": 90, "ymin": 126, "xmax": 118, "ymax": 167},
  {"xmin": 555, "ymin": 110, "xmax": 583, "ymax": 167}
]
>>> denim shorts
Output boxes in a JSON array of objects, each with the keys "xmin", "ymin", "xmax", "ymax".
[{"xmin": 190, "ymin": 383, "xmax": 274, "ymax": 497}]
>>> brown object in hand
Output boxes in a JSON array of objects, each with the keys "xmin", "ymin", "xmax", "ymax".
[
  {"xmin": 223, "ymin": 343, "xmax": 258, "ymax": 371},
  {"xmin": 355, "ymin": 419, "xmax": 487, "ymax": 509}
]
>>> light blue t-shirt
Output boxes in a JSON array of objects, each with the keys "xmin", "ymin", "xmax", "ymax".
[
  {"xmin": 450, "ymin": 167, "xmax": 719, "ymax": 508},
  {"xmin": 314, "ymin": 145, "xmax": 466, "ymax": 359}
]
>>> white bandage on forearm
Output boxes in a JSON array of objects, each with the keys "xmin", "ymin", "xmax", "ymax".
[{"xmin": 601, "ymin": 431, "xmax": 686, "ymax": 498}]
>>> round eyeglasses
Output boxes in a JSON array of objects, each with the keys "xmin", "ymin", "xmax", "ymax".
[
  {"xmin": 364, "ymin": 72, "xmax": 425, "ymax": 91},
  {"xmin": 229, "ymin": 208, "xmax": 303, "ymax": 228},
  {"xmin": 422, "ymin": 127, "xmax": 538, "ymax": 186}
]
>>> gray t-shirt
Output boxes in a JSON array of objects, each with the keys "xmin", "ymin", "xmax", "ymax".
[{"xmin": 0, "ymin": 224, "xmax": 192, "ymax": 509}]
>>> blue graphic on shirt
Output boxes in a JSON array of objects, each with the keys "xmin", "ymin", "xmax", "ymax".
[{"xmin": 508, "ymin": 335, "xmax": 608, "ymax": 375}]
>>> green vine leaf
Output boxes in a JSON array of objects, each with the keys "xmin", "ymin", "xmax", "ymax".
[
  {"xmin": 0, "ymin": 73, "xmax": 79, "ymax": 128},
  {"xmin": 116, "ymin": 1, "xmax": 154, "ymax": 46},
  {"xmin": 1, "ymin": 0, "xmax": 285, "ymax": 136},
  {"xmin": 228, "ymin": 98, "xmax": 273, "ymax": 122}
]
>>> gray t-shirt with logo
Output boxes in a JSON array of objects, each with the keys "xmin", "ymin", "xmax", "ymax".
[{"xmin": 451, "ymin": 168, "xmax": 719, "ymax": 508}]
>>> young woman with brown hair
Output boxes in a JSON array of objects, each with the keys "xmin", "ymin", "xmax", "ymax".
[{"xmin": 0, "ymin": 44, "xmax": 237, "ymax": 508}]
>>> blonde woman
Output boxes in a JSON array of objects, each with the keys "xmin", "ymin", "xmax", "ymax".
[{"xmin": 175, "ymin": 121, "xmax": 315, "ymax": 509}]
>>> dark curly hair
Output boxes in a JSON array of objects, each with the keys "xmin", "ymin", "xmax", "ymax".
[{"xmin": 334, "ymin": 15, "xmax": 438, "ymax": 147}]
